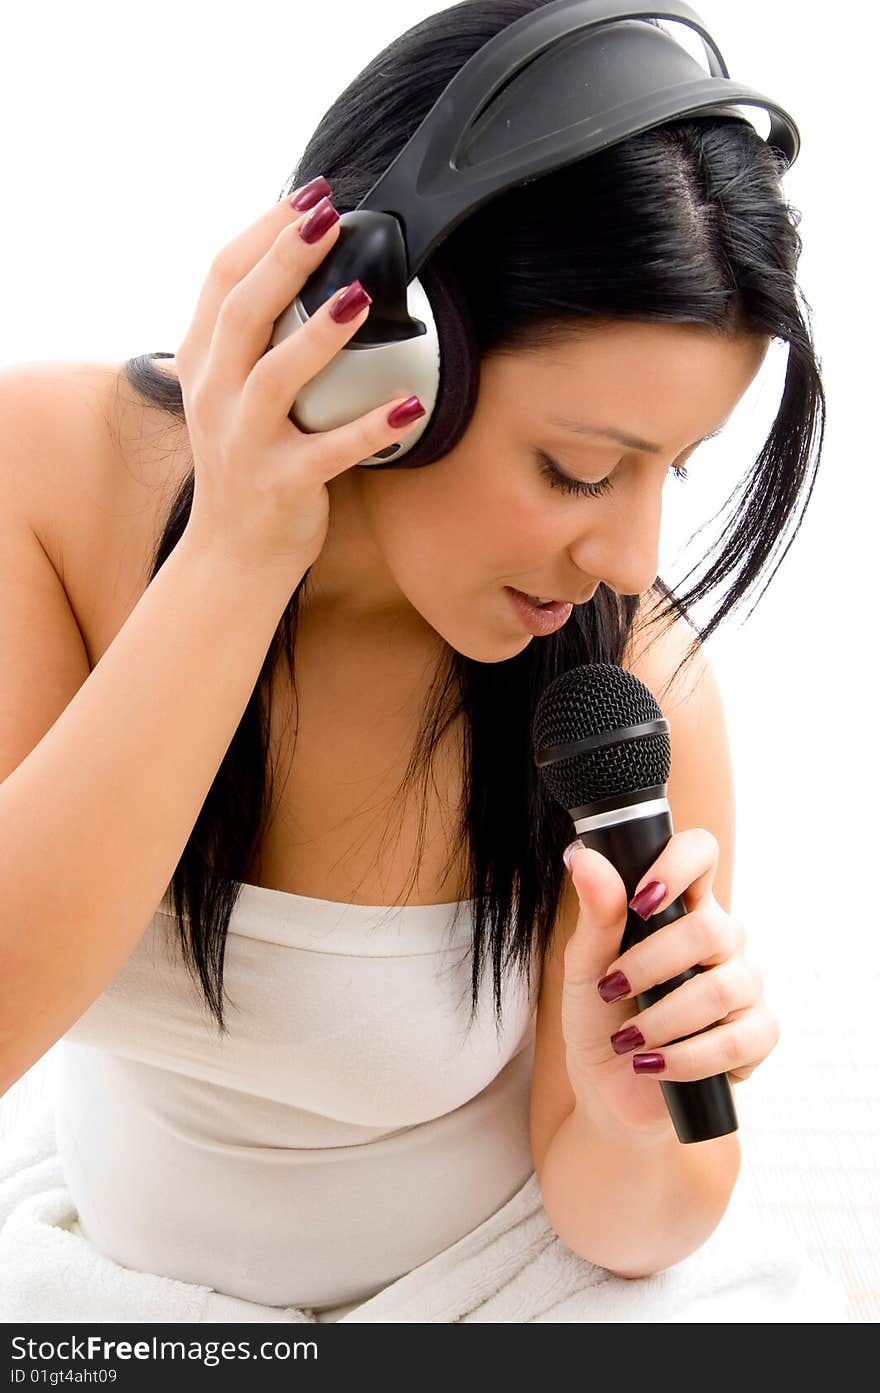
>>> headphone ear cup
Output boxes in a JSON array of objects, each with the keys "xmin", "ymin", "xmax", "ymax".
[{"xmin": 383, "ymin": 248, "xmax": 482, "ymax": 469}]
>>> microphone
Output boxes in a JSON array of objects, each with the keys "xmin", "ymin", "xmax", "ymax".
[{"xmin": 532, "ymin": 661, "xmax": 737, "ymax": 1145}]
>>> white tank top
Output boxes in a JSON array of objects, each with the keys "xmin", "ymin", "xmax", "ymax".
[{"xmin": 54, "ymin": 882, "xmax": 539, "ymax": 1315}]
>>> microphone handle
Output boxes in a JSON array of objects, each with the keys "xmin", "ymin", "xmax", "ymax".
[{"xmin": 577, "ymin": 807, "xmax": 738, "ymax": 1144}]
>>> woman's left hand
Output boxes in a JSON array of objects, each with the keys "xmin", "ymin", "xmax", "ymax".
[{"xmin": 560, "ymin": 830, "xmax": 780, "ymax": 1142}]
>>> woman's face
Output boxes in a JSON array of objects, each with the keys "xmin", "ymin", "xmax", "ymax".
[{"xmin": 305, "ymin": 320, "xmax": 771, "ymax": 661}]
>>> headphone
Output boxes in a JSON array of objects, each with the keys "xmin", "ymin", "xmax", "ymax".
[{"xmin": 269, "ymin": 0, "xmax": 800, "ymax": 470}]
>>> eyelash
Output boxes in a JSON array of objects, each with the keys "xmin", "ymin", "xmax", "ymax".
[{"xmin": 536, "ymin": 450, "xmax": 690, "ymax": 498}]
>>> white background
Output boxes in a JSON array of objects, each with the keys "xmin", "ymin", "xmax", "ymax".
[{"xmin": 1, "ymin": 0, "xmax": 878, "ymax": 1232}]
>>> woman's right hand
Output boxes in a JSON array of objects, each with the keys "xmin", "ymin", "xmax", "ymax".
[{"xmin": 173, "ymin": 179, "xmax": 424, "ymax": 579}]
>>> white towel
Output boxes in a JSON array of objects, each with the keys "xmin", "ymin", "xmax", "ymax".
[{"xmin": 0, "ymin": 1100, "xmax": 849, "ymax": 1324}]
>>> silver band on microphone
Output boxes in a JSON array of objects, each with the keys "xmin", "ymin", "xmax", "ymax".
[{"xmin": 574, "ymin": 797, "xmax": 671, "ymax": 834}]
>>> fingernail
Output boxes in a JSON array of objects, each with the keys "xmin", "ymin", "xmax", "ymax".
[
  {"xmin": 610, "ymin": 1024, "xmax": 645, "ymax": 1055},
  {"xmin": 298, "ymin": 196, "xmax": 340, "ymax": 243},
  {"xmin": 387, "ymin": 396, "xmax": 425, "ymax": 429},
  {"xmin": 597, "ymin": 970, "xmax": 631, "ymax": 1003},
  {"xmin": 629, "ymin": 880, "xmax": 667, "ymax": 920},
  {"xmin": 290, "ymin": 175, "xmax": 332, "ymax": 211},
  {"xmin": 330, "ymin": 279, "xmax": 372, "ymax": 324},
  {"xmin": 562, "ymin": 838, "xmax": 583, "ymax": 872},
  {"xmin": 633, "ymin": 1052, "xmax": 665, "ymax": 1073}
]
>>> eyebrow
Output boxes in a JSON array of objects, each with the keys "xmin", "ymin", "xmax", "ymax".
[{"xmin": 547, "ymin": 418, "xmax": 726, "ymax": 453}]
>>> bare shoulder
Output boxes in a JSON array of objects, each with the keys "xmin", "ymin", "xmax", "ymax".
[
  {"xmin": 0, "ymin": 359, "xmax": 183, "ymax": 551},
  {"xmin": 621, "ymin": 587, "xmax": 711, "ymax": 710},
  {"xmin": 0, "ymin": 361, "xmax": 115, "ymax": 537},
  {"xmin": 0, "ymin": 359, "xmax": 188, "ymax": 651}
]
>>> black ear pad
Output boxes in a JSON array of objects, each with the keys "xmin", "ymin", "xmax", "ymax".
[{"xmin": 365, "ymin": 246, "xmax": 482, "ymax": 470}]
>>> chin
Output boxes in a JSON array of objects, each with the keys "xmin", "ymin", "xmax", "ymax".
[
  {"xmin": 417, "ymin": 590, "xmax": 533, "ymax": 663},
  {"xmin": 441, "ymin": 624, "xmax": 533, "ymax": 665}
]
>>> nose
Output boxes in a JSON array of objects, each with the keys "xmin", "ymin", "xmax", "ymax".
[{"xmin": 568, "ymin": 479, "xmax": 662, "ymax": 600}]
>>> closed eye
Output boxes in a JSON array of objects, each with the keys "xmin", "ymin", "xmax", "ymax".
[{"xmin": 535, "ymin": 450, "xmax": 690, "ymax": 499}]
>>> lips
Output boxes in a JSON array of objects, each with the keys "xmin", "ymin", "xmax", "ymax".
[{"xmin": 518, "ymin": 587, "xmax": 596, "ymax": 606}]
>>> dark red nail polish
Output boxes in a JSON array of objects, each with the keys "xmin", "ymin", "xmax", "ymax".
[
  {"xmin": 290, "ymin": 175, "xmax": 332, "ymax": 210},
  {"xmin": 330, "ymin": 280, "xmax": 372, "ymax": 324},
  {"xmin": 633, "ymin": 1052, "xmax": 665, "ymax": 1073},
  {"xmin": 610, "ymin": 1024, "xmax": 645, "ymax": 1054},
  {"xmin": 597, "ymin": 970, "xmax": 631, "ymax": 1003},
  {"xmin": 629, "ymin": 880, "xmax": 667, "ymax": 920},
  {"xmin": 387, "ymin": 396, "xmax": 425, "ymax": 429},
  {"xmin": 298, "ymin": 196, "xmax": 340, "ymax": 243}
]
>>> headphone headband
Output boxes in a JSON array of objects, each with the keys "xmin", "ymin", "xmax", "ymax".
[
  {"xmin": 359, "ymin": 0, "xmax": 800, "ymax": 277},
  {"xmin": 270, "ymin": 0, "xmax": 801, "ymax": 467}
]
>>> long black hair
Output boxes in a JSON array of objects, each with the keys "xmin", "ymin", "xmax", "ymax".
[{"xmin": 121, "ymin": 0, "xmax": 824, "ymax": 1037}]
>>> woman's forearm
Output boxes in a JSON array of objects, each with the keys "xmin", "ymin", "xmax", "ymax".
[{"xmin": 537, "ymin": 1099, "xmax": 742, "ymax": 1278}]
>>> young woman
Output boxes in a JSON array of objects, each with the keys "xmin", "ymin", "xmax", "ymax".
[{"xmin": 0, "ymin": 1, "xmax": 827, "ymax": 1321}]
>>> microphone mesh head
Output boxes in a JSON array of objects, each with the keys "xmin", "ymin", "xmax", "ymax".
[{"xmin": 531, "ymin": 662, "xmax": 670, "ymax": 808}]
